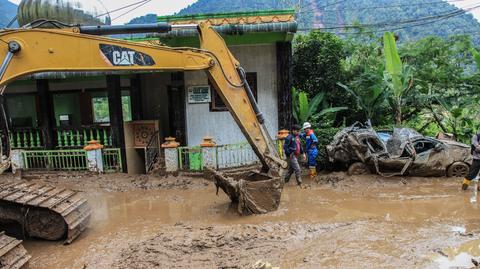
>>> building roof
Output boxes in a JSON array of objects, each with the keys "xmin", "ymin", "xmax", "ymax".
[
  {"xmin": 157, "ymin": 9, "xmax": 295, "ymax": 26},
  {"xmin": 154, "ymin": 9, "xmax": 297, "ymax": 47}
]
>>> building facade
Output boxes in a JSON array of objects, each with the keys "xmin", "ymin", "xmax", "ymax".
[{"xmin": 2, "ymin": 10, "xmax": 296, "ymax": 173}]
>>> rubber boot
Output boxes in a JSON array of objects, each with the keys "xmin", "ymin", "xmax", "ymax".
[
  {"xmin": 462, "ymin": 178, "xmax": 471, "ymax": 190},
  {"xmin": 296, "ymin": 177, "xmax": 302, "ymax": 187},
  {"xmin": 309, "ymin": 167, "xmax": 317, "ymax": 178}
]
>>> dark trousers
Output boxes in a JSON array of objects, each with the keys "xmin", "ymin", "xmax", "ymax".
[
  {"xmin": 284, "ymin": 154, "xmax": 302, "ymax": 185},
  {"xmin": 467, "ymin": 159, "xmax": 480, "ymax": 180}
]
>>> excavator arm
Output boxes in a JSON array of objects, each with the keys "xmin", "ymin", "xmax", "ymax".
[
  {"xmin": 0, "ymin": 22, "xmax": 287, "ymax": 214},
  {"xmin": 0, "ymin": 22, "xmax": 286, "ymax": 175}
]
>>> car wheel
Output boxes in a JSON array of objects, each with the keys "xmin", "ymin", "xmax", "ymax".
[
  {"xmin": 447, "ymin": 162, "xmax": 469, "ymax": 178},
  {"xmin": 347, "ymin": 162, "xmax": 369, "ymax": 176}
]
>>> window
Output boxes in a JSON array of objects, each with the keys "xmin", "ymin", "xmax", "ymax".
[
  {"xmin": 122, "ymin": 95, "xmax": 132, "ymax": 122},
  {"xmin": 210, "ymin": 72, "xmax": 257, "ymax": 112},
  {"xmin": 6, "ymin": 94, "xmax": 38, "ymax": 128},
  {"xmin": 53, "ymin": 93, "xmax": 81, "ymax": 127},
  {"xmin": 92, "ymin": 90, "xmax": 132, "ymax": 123},
  {"xmin": 92, "ymin": 92, "xmax": 109, "ymax": 123}
]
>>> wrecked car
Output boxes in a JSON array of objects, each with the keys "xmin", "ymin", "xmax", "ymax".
[{"xmin": 326, "ymin": 123, "xmax": 472, "ymax": 177}]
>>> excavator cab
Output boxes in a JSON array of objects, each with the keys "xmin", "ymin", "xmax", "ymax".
[{"xmin": 0, "ymin": 21, "xmax": 287, "ymax": 215}]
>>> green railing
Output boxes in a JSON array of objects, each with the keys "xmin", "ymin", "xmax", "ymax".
[
  {"xmin": 9, "ymin": 129, "xmax": 43, "ymax": 149},
  {"xmin": 22, "ymin": 148, "xmax": 122, "ymax": 172},
  {"xmin": 178, "ymin": 146, "xmax": 203, "ymax": 171},
  {"xmin": 23, "ymin": 150, "xmax": 88, "ymax": 171},
  {"xmin": 102, "ymin": 148, "xmax": 123, "ymax": 172},
  {"xmin": 56, "ymin": 126, "xmax": 112, "ymax": 148},
  {"xmin": 6, "ymin": 126, "xmax": 113, "ymax": 150}
]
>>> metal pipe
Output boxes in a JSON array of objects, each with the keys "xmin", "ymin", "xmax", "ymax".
[
  {"xmin": 171, "ymin": 24, "xmax": 198, "ymax": 30},
  {"xmin": 0, "ymin": 51, "xmax": 14, "ymax": 87},
  {"xmin": 79, "ymin": 22, "xmax": 173, "ymax": 35},
  {"xmin": 237, "ymin": 67, "xmax": 265, "ymax": 124}
]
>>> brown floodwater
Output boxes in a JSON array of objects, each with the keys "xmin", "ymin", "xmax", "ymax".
[{"xmin": 21, "ymin": 177, "xmax": 480, "ymax": 269}]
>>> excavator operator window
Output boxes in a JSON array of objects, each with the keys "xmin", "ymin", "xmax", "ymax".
[{"xmin": 210, "ymin": 72, "xmax": 257, "ymax": 112}]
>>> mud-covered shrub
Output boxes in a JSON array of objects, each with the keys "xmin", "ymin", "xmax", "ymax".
[{"xmin": 314, "ymin": 127, "xmax": 340, "ymax": 170}]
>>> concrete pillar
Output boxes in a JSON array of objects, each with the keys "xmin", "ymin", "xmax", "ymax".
[
  {"xmin": 130, "ymin": 75, "xmax": 143, "ymax": 121},
  {"xmin": 201, "ymin": 136, "xmax": 217, "ymax": 170},
  {"xmin": 276, "ymin": 130, "xmax": 289, "ymax": 160},
  {"xmin": 84, "ymin": 140, "xmax": 104, "ymax": 173},
  {"xmin": 10, "ymin": 149, "xmax": 24, "ymax": 175},
  {"xmin": 162, "ymin": 137, "xmax": 180, "ymax": 173},
  {"xmin": 107, "ymin": 75, "xmax": 127, "ymax": 173},
  {"xmin": 37, "ymin": 79, "xmax": 55, "ymax": 149},
  {"xmin": 276, "ymin": 42, "xmax": 293, "ymax": 130}
]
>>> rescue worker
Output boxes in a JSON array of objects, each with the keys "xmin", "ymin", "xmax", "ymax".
[
  {"xmin": 462, "ymin": 132, "xmax": 480, "ymax": 190},
  {"xmin": 302, "ymin": 122, "xmax": 319, "ymax": 178},
  {"xmin": 283, "ymin": 124, "xmax": 305, "ymax": 186}
]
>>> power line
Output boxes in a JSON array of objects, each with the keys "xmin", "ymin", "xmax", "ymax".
[
  {"xmin": 348, "ymin": 11, "xmax": 479, "ymax": 35},
  {"xmin": 317, "ymin": 0, "xmax": 348, "ymax": 9},
  {"xmin": 336, "ymin": 8, "xmax": 473, "ymax": 35},
  {"xmin": 298, "ymin": 3, "xmax": 480, "ymax": 31},
  {"xmin": 111, "ymin": 0, "xmax": 153, "ymax": 22},
  {"xmin": 6, "ymin": 15, "xmax": 17, "ymax": 28},
  {"xmin": 296, "ymin": 0, "xmax": 472, "ymax": 15},
  {"xmin": 324, "ymin": 0, "xmax": 472, "ymax": 13},
  {"xmin": 96, "ymin": 0, "xmax": 150, "ymax": 18}
]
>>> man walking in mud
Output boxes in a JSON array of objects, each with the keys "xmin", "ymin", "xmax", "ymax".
[
  {"xmin": 284, "ymin": 124, "xmax": 305, "ymax": 187},
  {"xmin": 462, "ymin": 132, "xmax": 480, "ymax": 190}
]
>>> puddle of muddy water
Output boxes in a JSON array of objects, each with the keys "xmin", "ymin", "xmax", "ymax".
[
  {"xmin": 434, "ymin": 238, "xmax": 480, "ymax": 269},
  {"xmin": 21, "ymin": 179, "xmax": 480, "ymax": 269}
]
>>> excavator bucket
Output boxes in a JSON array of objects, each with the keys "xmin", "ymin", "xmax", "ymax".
[
  {"xmin": 0, "ymin": 182, "xmax": 91, "ymax": 244},
  {"xmin": 0, "ymin": 232, "xmax": 30, "ymax": 269},
  {"xmin": 207, "ymin": 169, "xmax": 284, "ymax": 215}
]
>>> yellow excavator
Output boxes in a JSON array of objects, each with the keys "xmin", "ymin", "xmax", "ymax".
[{"xmin": 0, "ymin": 20, "xmax": 287, "ymax": 264}]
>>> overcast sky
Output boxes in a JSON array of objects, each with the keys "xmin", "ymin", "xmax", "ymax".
[
  {"xmin": 7, "ymin": 0, "xmax": 480, "ymax": 25},
  {"xmin": 8, "ymin": 0, "xmax": 197, "ymax": 24}
]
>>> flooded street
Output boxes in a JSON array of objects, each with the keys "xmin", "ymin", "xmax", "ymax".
[{"xmin": 15, "ymin": 173, "xmax": 480, "ymax": 268}]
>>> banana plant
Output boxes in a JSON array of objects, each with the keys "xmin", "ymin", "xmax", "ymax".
[
  {"xmin": 434, "ymin": 96, "xmax": 478, "ymax": 142},
  {"xmin": 292, "ymin": 87, "xmax": 347, "ymax": 124},
  {"xmin": 337, "ymin": 82, "xmax": 387, "ymax": 121},
  {"xmin": 383, "ymin": 32, "xmax": 414, "ymax": 125}
]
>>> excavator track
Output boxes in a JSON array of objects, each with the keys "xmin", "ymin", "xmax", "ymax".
[
  {"xmin": 0, "ymin": 182, "xmax": 91, "ymax": 244},
  {"xmin": 0, "ymin": 232, "xmax": 30, "ymax": 269}
]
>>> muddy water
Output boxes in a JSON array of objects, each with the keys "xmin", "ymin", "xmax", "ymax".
[{"xmin": 22, "ymin": 177, "xmax": 480, "ymax": 268}]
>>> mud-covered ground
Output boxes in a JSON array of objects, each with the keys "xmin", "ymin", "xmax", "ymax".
[
  {"xmin": 6, "ymin": 171, "xmax": 210, "ymax": 191},
  {"xmin": 5, "ymin": 171, "xmax": 480, "ymax": 268}
]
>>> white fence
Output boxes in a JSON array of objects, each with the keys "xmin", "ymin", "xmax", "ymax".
[{"xmin": 216, "ymin": 142, "xmax": 259, "ymax": 169}]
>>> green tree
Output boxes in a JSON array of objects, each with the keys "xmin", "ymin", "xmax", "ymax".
[
  {"xmin": 471, "ymin": 47, "xmax": 480, "ymax": 71},
  {"xmin": 338, "ymin": 38, "xmax": 389, "ymax": 124},
  {"xmin": 398, "ymin": 35, "xmax": 479, "ymax": 140},
  {"xmin": 292, "ymin": 31, "xmax": 346, "ymax": 97}
]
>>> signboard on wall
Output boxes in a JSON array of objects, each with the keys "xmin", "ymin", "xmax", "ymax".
[{"xmin": 188, "ymin": 86, "xmax": 211, "ymax": 104}]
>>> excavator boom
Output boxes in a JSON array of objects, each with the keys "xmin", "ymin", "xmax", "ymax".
[{"xmin": 0, "ymin": 22, "xmax": 286, "ymax": 215}]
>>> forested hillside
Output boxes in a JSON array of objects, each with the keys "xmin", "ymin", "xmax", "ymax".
[
  {"xmin": 127, "ymin": 14, "xmax": 158, "ymax": 25},
  {"xmin": 0, "ymin": 0, "xmax": 17, "ymax": 27},
  {"xmin": 177, "ymin": 0, "xmax": 480, "ymax": 43}
]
